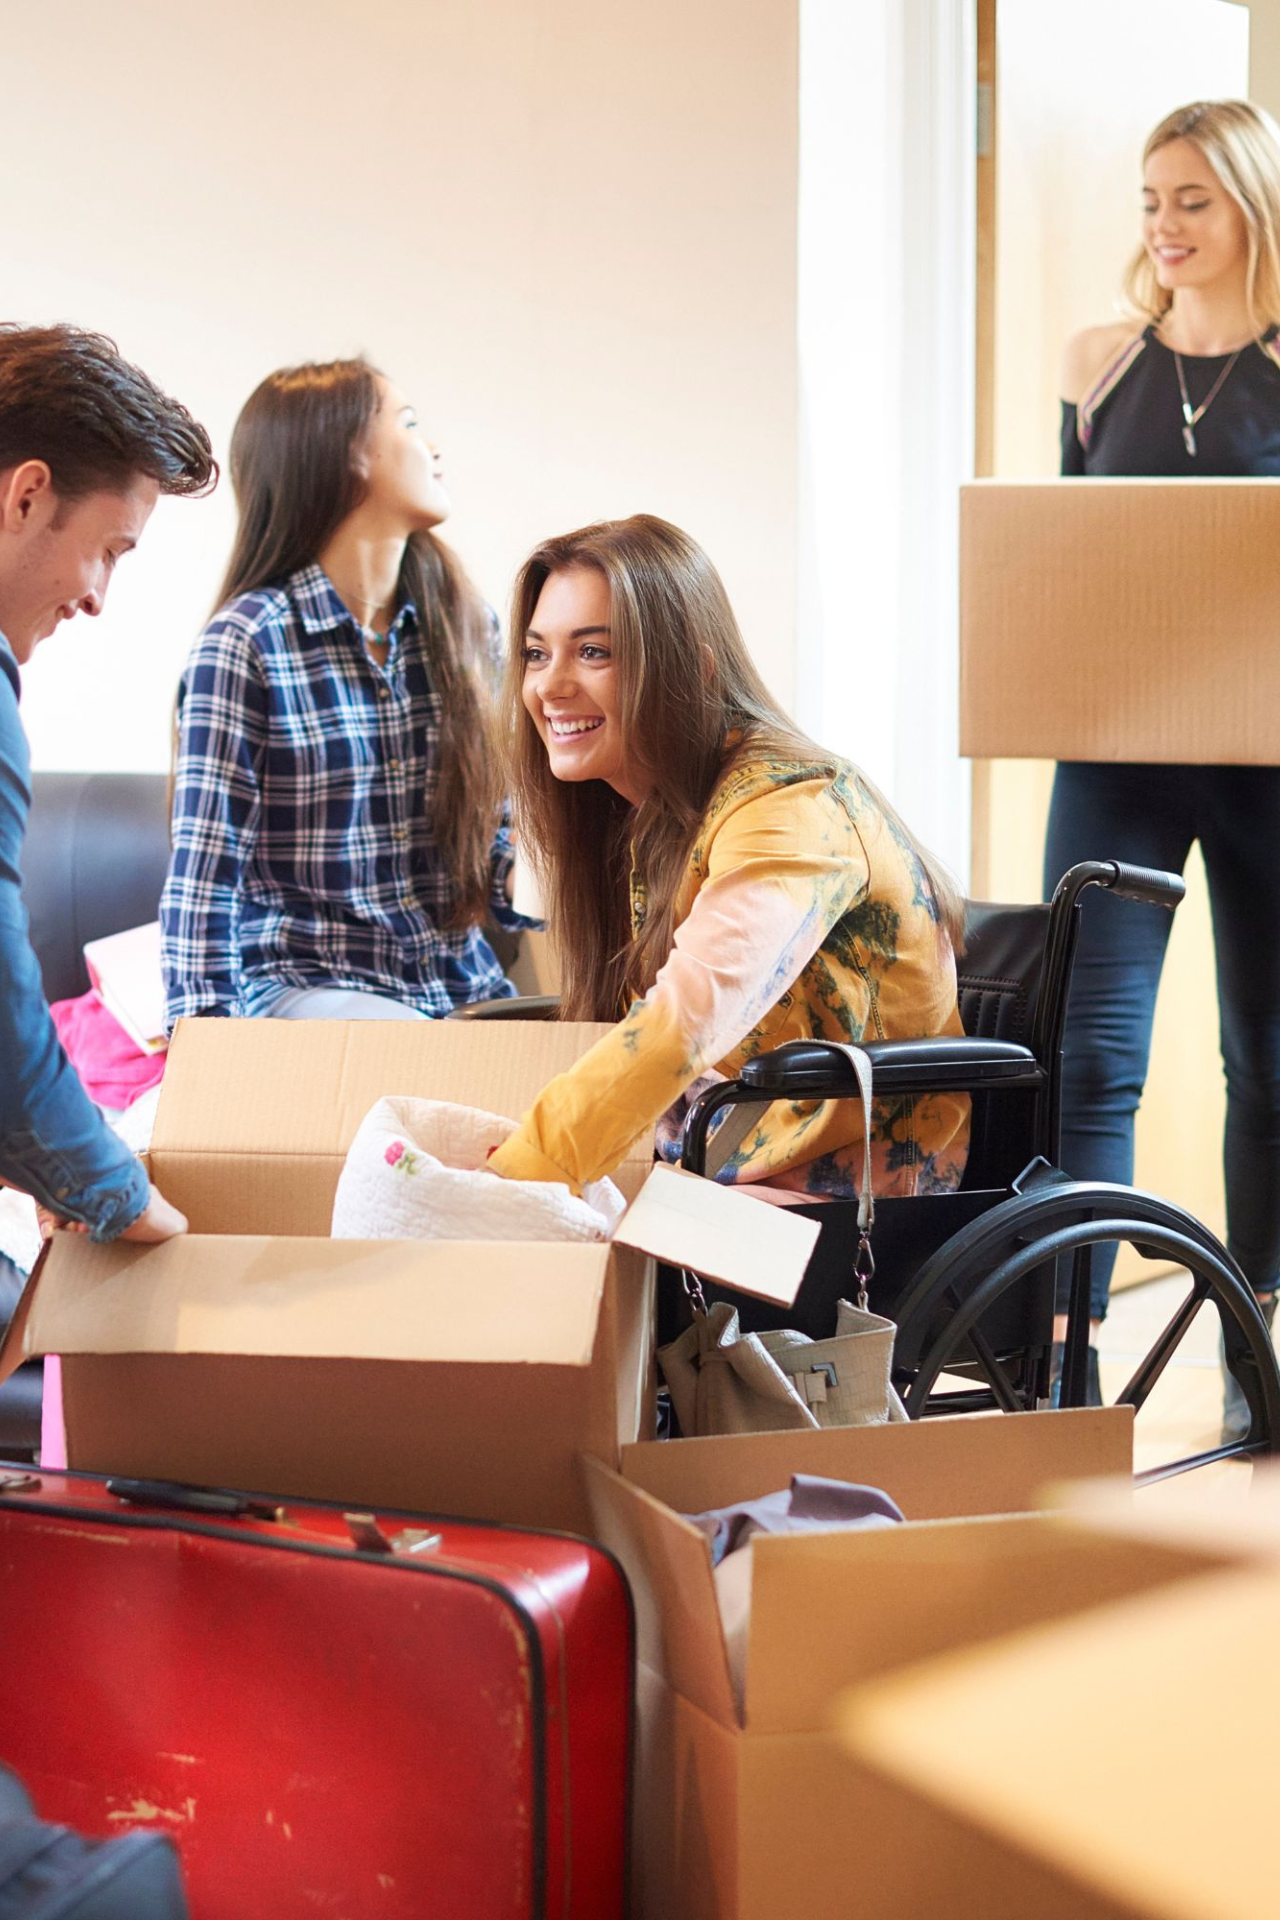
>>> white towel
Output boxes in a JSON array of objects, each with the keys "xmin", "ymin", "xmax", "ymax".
[{"xmin": 331, "ymin": 1095, "xmax": 626, "ymax": 1243}]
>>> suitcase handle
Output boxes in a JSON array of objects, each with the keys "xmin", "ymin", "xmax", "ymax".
[{"xmin": 105, "ymin": 1477, "xmax": 284, "ymax": 1521}]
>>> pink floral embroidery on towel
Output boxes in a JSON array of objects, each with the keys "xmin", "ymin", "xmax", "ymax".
[{"xmin": 384, "ymin": 1140, "xmax": 421, "ymax": 1175}]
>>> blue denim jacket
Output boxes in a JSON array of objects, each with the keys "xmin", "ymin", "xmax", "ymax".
[{"xmin": 0, "ymin": 636, "xmax": 149, "ymax": 1239}]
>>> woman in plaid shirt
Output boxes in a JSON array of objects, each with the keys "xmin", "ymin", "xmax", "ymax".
[{"xmin": 161, "ymin": 358, "xmax": 527, "ymax": 1026}]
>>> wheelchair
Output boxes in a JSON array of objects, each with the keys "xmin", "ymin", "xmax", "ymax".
[{"xmin": 457, "ymin": 860, "xmax": 1280, "ymax": 1483}]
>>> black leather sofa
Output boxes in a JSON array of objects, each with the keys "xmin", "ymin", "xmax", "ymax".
[{"xmin": 24, "ymin": 772, "xmax": 173, "ymax": 1004}]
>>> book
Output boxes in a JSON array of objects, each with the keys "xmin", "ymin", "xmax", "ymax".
[{"xmin": 83, "ymin": 921, "xmax": 168, "ymax": 1056}]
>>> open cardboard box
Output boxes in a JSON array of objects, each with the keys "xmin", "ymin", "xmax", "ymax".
[
  {"xmin": 583, "ymin": 1408, "xmax": 1250, "ymax": 1920},
  {"xmin": 841, "ymin": 1551, "xmax": 1280, "ymax": 1920},
  {"xmin": 0, "ymin": 1018, "xmax": 818, "ymax": 1534},
  {"xmin": 960, "ymin": 479, "xmax": 1280, "ymax": 763},
  {"xmin": 1047, "ymin": 1453, "xmax": 1280, "ymax": 1561}
]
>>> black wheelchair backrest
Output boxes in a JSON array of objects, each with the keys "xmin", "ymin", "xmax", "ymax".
[
  {"xmin": 958, "ymin": 900, "xmax": 1051, "ymax": 1050},
  {"xmin": 956, "ymin": 899, "xmax": 1052, "ymax": 1189}
]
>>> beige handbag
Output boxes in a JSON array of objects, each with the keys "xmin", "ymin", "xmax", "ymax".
[
  {"xmin": 657, "ymin": 1044, "xmax": 909, "ymax": 1437},
  {"xmin": 658, "ymin": 1295, "xmax": 908, "ymax": 1436}
]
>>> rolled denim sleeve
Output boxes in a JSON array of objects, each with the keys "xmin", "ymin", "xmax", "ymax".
[{"xmin": 0, "ymin": 660, "xmax": 149, "ymax": 1239}]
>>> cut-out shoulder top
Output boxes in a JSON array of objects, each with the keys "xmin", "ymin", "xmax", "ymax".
[{"xmin": 1062, "ymin": 323, "xmax": 1280, "ymax": 476}]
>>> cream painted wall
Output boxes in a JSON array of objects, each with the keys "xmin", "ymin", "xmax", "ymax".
[
  {"xmin": 11, "ymin": 0, "xmax": 797, "ymax": 772},
  {"xmin": 1251, "ymin": 0, "xmax": 1280, "ymax": 118},
  {"xmin": 984, "ymin": 0, "xmax": 1250, "ymax": 1255}
]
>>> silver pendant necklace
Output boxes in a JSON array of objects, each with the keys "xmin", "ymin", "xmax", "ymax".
[{"xmin": 1173, "ymin": 345, "xmax": 1245, "ymax": 456}]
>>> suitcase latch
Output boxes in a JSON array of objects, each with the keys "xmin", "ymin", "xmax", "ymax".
[{"xmin": 344, "ymin": 1513, "xmax": 444, "ymax": 1556}]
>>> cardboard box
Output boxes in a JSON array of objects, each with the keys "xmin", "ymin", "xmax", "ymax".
[
  {"xmin": 0, "ymin": 1018, "xmax": 817, "ymax": 1534},
  {"xmin": 1047, "ymin": 1453, "xmax": 1280, "ymax": 1560},
  {"xmin": 842, "ymin": 1553, "xmax": 1280, "ymax": 1920},
  {"xmin": 583, "ymin": 1406, "xmax": 1240, "ymax": 1920},
  {"xmin": 960, "ymin": 479, "xmax": 1280, "ymax": 763}
]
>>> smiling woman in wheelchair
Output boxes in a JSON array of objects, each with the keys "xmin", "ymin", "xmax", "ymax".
[{"xmin": 485, "ymin": 513, "xmax": 969, "ymax": 1202}]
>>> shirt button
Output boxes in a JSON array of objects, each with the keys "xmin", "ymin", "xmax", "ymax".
[
  {"xmin": 388, "ymin": 758, "xmax": 401, "ymax": 772},
  {"xmin": 378, "ymin": 685, "xmax": 391, "ymax": 700},
  {"xmin": 394, "ymin": 827, "xmax": 408, "ymax": 842}
]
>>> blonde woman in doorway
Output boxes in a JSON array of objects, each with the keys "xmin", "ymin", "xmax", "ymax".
[
  {"xmin": 1047, "ymin": 100, "xmax": 1280, "ymax": 1418},
  {"xmin": 486, "ymin": 513, "xmax": 969, "ymax": 1202}
]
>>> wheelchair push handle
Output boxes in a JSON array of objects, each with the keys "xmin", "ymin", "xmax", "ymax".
[
  {"xmin": 1050, "ymin": 858, "xmax": 1185, "ymax": 915},
  {"xmin": 1101, "ymin": 861, "xmax": 1185, "ymax": 911}
]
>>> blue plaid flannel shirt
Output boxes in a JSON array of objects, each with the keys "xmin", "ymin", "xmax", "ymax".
[{"xmin": 161, "ymin": 564, "xmax": 525, "ymax": 1025}]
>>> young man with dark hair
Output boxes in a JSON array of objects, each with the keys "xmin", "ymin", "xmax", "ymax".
[{"xmin": 0, "ymin": 324, "xmax": 216, "ymax": 1241}]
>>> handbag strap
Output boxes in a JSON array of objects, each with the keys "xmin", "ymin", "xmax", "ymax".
[
  {"xmin": 827, "ymin": 1042, "xmax": 876, "ymax": 1308},
  {"xmin": 700, "ymin": 1041, "xmax": 877, "ymax": 1308}
]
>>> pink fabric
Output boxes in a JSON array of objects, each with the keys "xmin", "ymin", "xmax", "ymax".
[
  {"xmin": 40, "ymin": 1356, "xmax": 66, "ymax": 1469},
  {"xmin": 49, "ymin": 990, "xmax": 166, "ymax": 1110}
]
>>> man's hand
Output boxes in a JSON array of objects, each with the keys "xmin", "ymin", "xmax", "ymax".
[
  {"xmin": 34, "ymin": 1205, "xmax": 86, "ymax": 1242},
  {"xmin": 36, "ymin": 1183, "xmax": 188, "ymax": 1244},
  {"xmin": 118, "ymin": 1186, "xmax": 188, "ymax": 1242}
]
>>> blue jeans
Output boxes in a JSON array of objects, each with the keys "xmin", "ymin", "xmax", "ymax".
[
  {"xmin": 260, "ymin": 986, "xmax": 426, "ymax": 1021},
  {"xmin": 1044, "ymin": 763, "xmax": 1280, "ymax": 1320}
]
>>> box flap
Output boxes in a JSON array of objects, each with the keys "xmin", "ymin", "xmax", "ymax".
[
  {"xmin": 156, "ymin": 1016, "xmax": 626, "ymax": 1159},
  {"xmin": 613, "ymin": 1166, "xmax": 819, "ymax": 1305},
  {"xmin": 0, "ymin": 1242, "xmax": 44, "ymax": 1386},
  {"xmin": 1050, "ymin": 1462, "xmax": 1280, "ymax": 1561},
  {"xmin": 744, "ymin": 1510, "xmax": 1237, "ymax": 1734},
  {"xmin": 152, "ymin": 1017, "xmax": 651, "ymax": 1233},
  {"xmin": 619, "ymin": 1407, "xmax": 1133, "ymax": 1518},
  {"xmin": 841, "ymin": 1561, "xmax": 1280, "ymax": 1920},
  {"xmin": 22, "ymin": 1234, "xmax": 612, "ymax": 1365},
  {"xmin": 582, "ymin": 1454, "xmax": 739, "ymax": 1729}
]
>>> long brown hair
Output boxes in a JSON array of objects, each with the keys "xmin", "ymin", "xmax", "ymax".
[
  {"xmin": 1124, "ymin": 101, "xmax": 1280, "ymax": 332},
  {"xmin": 211, "ymin": 357, "xmax": 499, "ymax": 928},
  {"xmin": 503, "ymin": 514, "xmax": 963, "ymax": 1020}
]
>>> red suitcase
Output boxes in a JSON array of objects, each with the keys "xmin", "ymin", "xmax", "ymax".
[{"xmin": 0, "ymin": 1464, "xmax": 632, "ymax": 1918}]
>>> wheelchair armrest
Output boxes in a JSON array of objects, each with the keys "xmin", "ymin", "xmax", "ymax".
[
  {"xmin": 446, "ymin": 994, "xmax": 561, "ymax": 1021},
  {"xmin": 737, "ymin": 1037, "xmax": 1043, "ymax": 1098},
  {"xmin": 681, "ymin": 1038, "xmax": 1044, "ymax": 1175}
]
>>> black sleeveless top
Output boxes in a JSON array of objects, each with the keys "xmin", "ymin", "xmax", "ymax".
[{"xmin": 1061, "ymin": 324, "xmax": 1280, "ymax": 476}]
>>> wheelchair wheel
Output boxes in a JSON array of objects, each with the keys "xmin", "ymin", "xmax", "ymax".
[{"xmin": 891, "ymin": 1169, "xmax": 1280, "ymax": 1483}]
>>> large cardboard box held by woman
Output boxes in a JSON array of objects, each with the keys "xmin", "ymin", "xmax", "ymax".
[{"xmin": 961, "ymin": 478, "xmax": 1280, "ymax": 763}]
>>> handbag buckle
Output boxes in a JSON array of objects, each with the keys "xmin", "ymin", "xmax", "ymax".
[
  {"xmin": 853, "ymin": 1230, "xmax": 875, "ymax": 1312},
  {"xmin": 681, "ymin": 1266, "xmax": 709, "ymax": 1318},
  {"xmin": 793, "ymin": 1361, "xmax": 839, "ymax": 1406}
]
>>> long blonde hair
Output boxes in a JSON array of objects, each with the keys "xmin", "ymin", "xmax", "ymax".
[
  {"xmin": 1124, "ymin": 100, "xmax": 1280, "ymax": 331},
  {"xmin": 503, "ymin": 514, "xmax": 963, "ymax": 1021}
]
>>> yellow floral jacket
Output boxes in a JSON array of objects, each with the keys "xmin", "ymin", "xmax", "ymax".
[{"xmin": 488, "ymin": 755, "xmax": 970, "ymax": 1198}]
